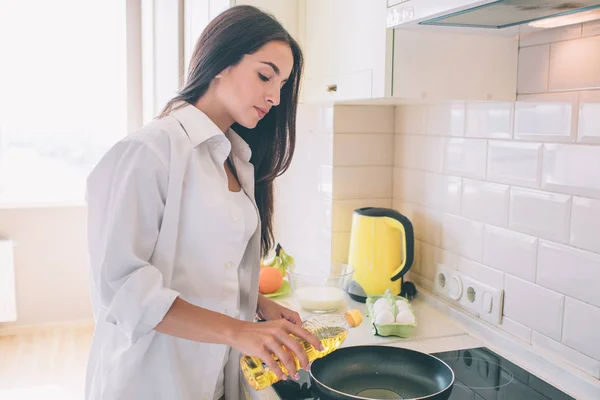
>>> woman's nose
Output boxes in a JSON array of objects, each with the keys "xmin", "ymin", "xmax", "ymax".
[{"xmin": 265, "ymin": 88, "xmax": 280, "ymax": 106}]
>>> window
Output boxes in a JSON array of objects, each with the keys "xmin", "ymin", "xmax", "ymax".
[{"xmin": 0, "ymin": 0, "xmax": 130, "ymax": 206}]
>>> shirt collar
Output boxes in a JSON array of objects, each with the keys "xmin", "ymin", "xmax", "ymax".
[{"xmin": 170, "ymin": 102, "xmax": 252, "ymax": 162}]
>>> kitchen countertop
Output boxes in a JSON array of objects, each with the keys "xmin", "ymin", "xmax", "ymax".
[
  {"xmin": 243, "ymin": 291, "xmax": 475, "ymax": 400},
  {"xmin": 243, "ymin": 287, "xmax": 600, "ymax": 400}
]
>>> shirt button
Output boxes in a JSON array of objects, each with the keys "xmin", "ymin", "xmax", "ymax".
[
  {"xmin": 224, "ymin": 309, "xmax": 229, "ymax": 315},
  {"xmin": 225, "ymin": 262, "xmax": 234, "ymax": 269},
  {"xmin": 202, "ymin": 394, "xmax": 209, "ymax": 400}
]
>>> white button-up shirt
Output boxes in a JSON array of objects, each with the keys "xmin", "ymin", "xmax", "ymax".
[{"xmin": 85, "ymin": 103, "xmax": 261, "ymax": 400}]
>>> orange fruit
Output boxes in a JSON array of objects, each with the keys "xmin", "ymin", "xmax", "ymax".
[{"xmin": 259, "ymin": 267, "xmax": 283, "ymax": 294}]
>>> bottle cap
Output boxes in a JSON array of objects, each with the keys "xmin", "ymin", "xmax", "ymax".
[{"xmin": 344, "ymin": 309, "xmax": 363, "ymax": 328}]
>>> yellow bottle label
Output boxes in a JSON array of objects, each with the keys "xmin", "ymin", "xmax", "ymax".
[{"xmin": 240, "ymin": 327, "xmax": 349, "ymax": 391}]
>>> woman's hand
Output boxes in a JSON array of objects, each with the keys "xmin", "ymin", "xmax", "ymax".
[
  {"xmin": 257, "ymin": 294, "xmax": 302, "ymax": 326},
  {"xmin": 228, "ymin": 318, "xmax": 323, "ymax": 381}
]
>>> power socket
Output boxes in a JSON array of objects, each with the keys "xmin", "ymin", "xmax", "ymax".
[
  {"xmin": 460, "ymin": 275, "xmax": 504, "ymax": 324},
  {"xmin": 433, "ymin": 265, "xmax": 504, "ymax": 324},
  {"xmin": 433, "ymin": 265, "xmax": 463, "ymax": 302}
]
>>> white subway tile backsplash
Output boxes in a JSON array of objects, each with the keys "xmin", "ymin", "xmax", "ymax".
[
  {"xmin": 394, "ymin": 134, "xmax": 410, "ymax": 168},
  {"xmin": 583, "ymin": 20, "xmax": 600, "ymax": 37},
  {"xmin": 384, "ymin": 33, "xmax": 600, "ymax": 379},
  {"xmin": 420, "ymin": 242, "xmax": 459, "ymax": 280},
  {"xmin": 426, "ymin": 103, "xmax": 465, "ymax": 136},
  {"xmin": 462, "ymin": 179, "xmax": 509, "ymax": 227},
  {"xmin": 532, "ymin": 331, "xmax": 600, "ymax": 379},
  {"xmin": 549, "ymin": 36, "xmax": 600, "ymax": 91},
  {"xmin": 333, "ymin": 133, "xmax": 394, "ymax": 166},
  {"xmin": 394, "ymin": 168, "xmax": 425, "ymax": 205},
  {"xmin": 415, "ymin": 206, "xmax": 443, "ymax": 247},
  {"xmin": 571, "ymin": 196, "xmax": 600, "ymax": 254},
  {"xmin": 499, "ymin": 317, "xmax": 532, "ymax": 343},
  {"xmin": 519, "ymin": 24, "xmax": 582, "ymax": 47},
  {"xmin": 443, "ymin": 138, "xmax": 487, "ymax": 179},
  {"xmin": 563, "ymin": 297, "xmax": 600, "ymax": 363},
  {"xmin": 483, "ymin": 225, "xmax": 538, "ymax": 282},
  {"xmin": 487, "ymin": 141, "xmax": 542, "ymax": 188},
  {"xmin": 396, "ymin": 203, "xmax": 444, "ymax": 248},
  {"xmin": 517, "ymin": 45, "xmax": 550, "ymax": 94},
  {"xmin": 537, "ymin": 240, "xmax": 600, "ymax": 308},
  {"xmin": 412, "ymin": 239, "xmax": 422, "ymax": 275},
  {"xmin": 404, "ymin": 135, "xmax": 445, "ymax": 173},
  {"xmin": 458, "ymin": 258, "xmax": 504, "ymax": 288},
  {"xmin": 542, "ymin": 144, "xmax": 600, "ymax": 199},
  {"xmin": 334, "ymin": 105, "xmax": 394, "ymax": 134},
  {"xmin": 514, "ymin": 93, "xmax": 578, "ymax": 142},
  {"xmin": 465, "ymin": 102, "xmax": 512, "ymax": 139},
  {"xmin": 504, "ymin": 275, "xmax": 565, "ymax": 341},
  {"xmin": 419, "ymin": 242, "xmax": 438, "ymax": 281},
  {"xmin": 578, "ymin": 90, "xmax": 600, "ymax": 144},
  {"xmin": 395, "ymin": 105, "xmax": 427, "ymax": 135},
  {"xmin": 509, "ymin": 188, "xmax": 571, "ymax": 243},
  {"xmin": 442, "ymin": 213, "xmax": 484, "ymax": 261},
  {"xmin": 332, "ymin": 198, "xmax": 392, "ymax": 232},
  {"xmin": 333, "ymin": 166, "xmax": 392, "ymax": 199},
  {"xmin": 423, "ymin": 173, "xmax": 462, "ymax": 214}
]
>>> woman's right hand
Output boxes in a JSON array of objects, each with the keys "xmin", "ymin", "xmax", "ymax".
[{"xmin": 229, "ymin": 319, "xmax": 324, "ymax": 380}]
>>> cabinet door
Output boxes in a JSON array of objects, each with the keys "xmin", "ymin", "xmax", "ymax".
[
  {"xmin": 392, "ymin": 29, "xmax": 518, "ymax": 101},
  {"xmin": 303, "ymin": 0, "xmax": 389, "ymax": 102}
]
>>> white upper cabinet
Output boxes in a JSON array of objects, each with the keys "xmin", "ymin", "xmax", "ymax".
[
  {"xmin": 182, "ymin": 1, "xmax": 519, "ymax": 104},
  {"xmin": 392, "ymin": 29, "xmax": 518, "ymax": 102},
  {"xmin": 301, "ymin": 0, "xmax": 391, "ymax": 103}
]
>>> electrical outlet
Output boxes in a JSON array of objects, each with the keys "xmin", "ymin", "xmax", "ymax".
[
  {"xmin": 434, "ymin": 265, "xmax": 463, "ymax": 302},
  {"xmin": 460, "ymin": 275, "xmax": 504, "ymax": 324},
  {"xmin": 434, "ymin": 266, "xmax": 504, "ymax": 324},
  {"xmin": 458, "ymin": 274, "xmax": 482, "ymax": 316}
]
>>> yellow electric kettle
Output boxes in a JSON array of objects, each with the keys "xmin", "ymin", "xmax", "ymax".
[{"xmin": 347, "ymin": 207, "xmax": 415, "ymax": 302}]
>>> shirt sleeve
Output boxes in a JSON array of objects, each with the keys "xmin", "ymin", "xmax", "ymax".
[{"xmin": 86, "ymin": 137, "xmax": 179, "ymax": 344}]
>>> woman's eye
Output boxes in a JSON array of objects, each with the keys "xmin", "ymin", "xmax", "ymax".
[{"xmin": 258, "ymin": 73, "xmax": 270, "ymax": 82}]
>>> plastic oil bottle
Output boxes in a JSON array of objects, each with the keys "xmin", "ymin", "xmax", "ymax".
[{"xmin": 240, "ymin": 309, "xmax": 362, "ymax": 390}]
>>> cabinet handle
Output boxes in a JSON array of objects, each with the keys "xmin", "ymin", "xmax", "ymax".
[{"xmin": 326, "ymin": 84, "xmax": 337, "ymax": 92}]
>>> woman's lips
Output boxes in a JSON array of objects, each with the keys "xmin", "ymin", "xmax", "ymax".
[{"xmin": 254, "ymin": 106, "xmax": 268, "ymax": 119}]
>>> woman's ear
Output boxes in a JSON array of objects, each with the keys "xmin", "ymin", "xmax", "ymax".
[{"xmin": 215, "ymin": 65, "xmax": 232, "ymax": 79}]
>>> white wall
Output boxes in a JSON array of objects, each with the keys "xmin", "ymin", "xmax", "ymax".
[
  {"xmin": 393, "ymin": 20, "xmax": 600, "ymax": 379},
  {"xmin": 0, "ymin": 207, "xmax": 92, "ymax": 328}
]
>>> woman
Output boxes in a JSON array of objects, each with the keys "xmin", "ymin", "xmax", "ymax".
[{"xmin": 84, "ymin": 5, "xmax": 321, "ymax": 400}]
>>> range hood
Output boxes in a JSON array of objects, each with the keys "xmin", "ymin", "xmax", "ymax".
[{"xmin": 387, "ymin": 0, "xmax": 600, "ymax": 30}]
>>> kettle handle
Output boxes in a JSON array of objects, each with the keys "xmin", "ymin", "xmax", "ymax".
[{"xmin": 386, "ymin": 213, "xmax": 415, "ymax": 282}]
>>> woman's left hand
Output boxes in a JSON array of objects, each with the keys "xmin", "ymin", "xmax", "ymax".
[{"xmin": 257, "ymin": 295, "xmax": 303, "ymax": 326}]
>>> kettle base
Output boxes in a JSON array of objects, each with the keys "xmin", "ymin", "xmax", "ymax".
[
  {"xmin": 347, "ymin": 292, "xmax": 367, "ymax": 303},
  {"xmin": 347, "ymin": 279, "xmax": 417, "ymax": 302}
]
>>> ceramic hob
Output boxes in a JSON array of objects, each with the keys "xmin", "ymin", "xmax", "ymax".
[{"xmin": 271, "ymin": 346, "xmax": 575, "ymax": 400}]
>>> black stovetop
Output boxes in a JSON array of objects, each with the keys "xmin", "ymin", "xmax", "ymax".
[{"xmin": 271, "ymin": 346, "xmax": 576, "ymax": 400}]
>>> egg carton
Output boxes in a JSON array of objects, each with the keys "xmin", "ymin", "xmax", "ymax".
[{"xmin": 365, "ymin": 289, "xmax": 418, "ymax": 338}]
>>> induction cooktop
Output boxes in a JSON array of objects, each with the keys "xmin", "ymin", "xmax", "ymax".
[{"xmin": 271, "ymin": 346, "xmax": 575, "ymax": 400}]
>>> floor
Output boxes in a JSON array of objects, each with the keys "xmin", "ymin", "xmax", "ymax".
[{"xmin": 0, "ymin": 324, "xmax": 94, "ymax": 400}]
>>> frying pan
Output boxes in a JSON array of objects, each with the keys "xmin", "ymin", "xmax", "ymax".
[{"xmin": 309, "ymin": 345, "xmax": 454, "ymax": 400}]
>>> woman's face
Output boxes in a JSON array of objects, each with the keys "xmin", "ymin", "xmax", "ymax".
[{"xmin": 215, "ymin": 40, "xmax": 294, "ymax": 129}]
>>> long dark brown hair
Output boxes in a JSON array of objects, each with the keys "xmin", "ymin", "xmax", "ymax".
[{"xmin": 160, "ymin": 5, "xmax": 302, "ymax": 258}]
